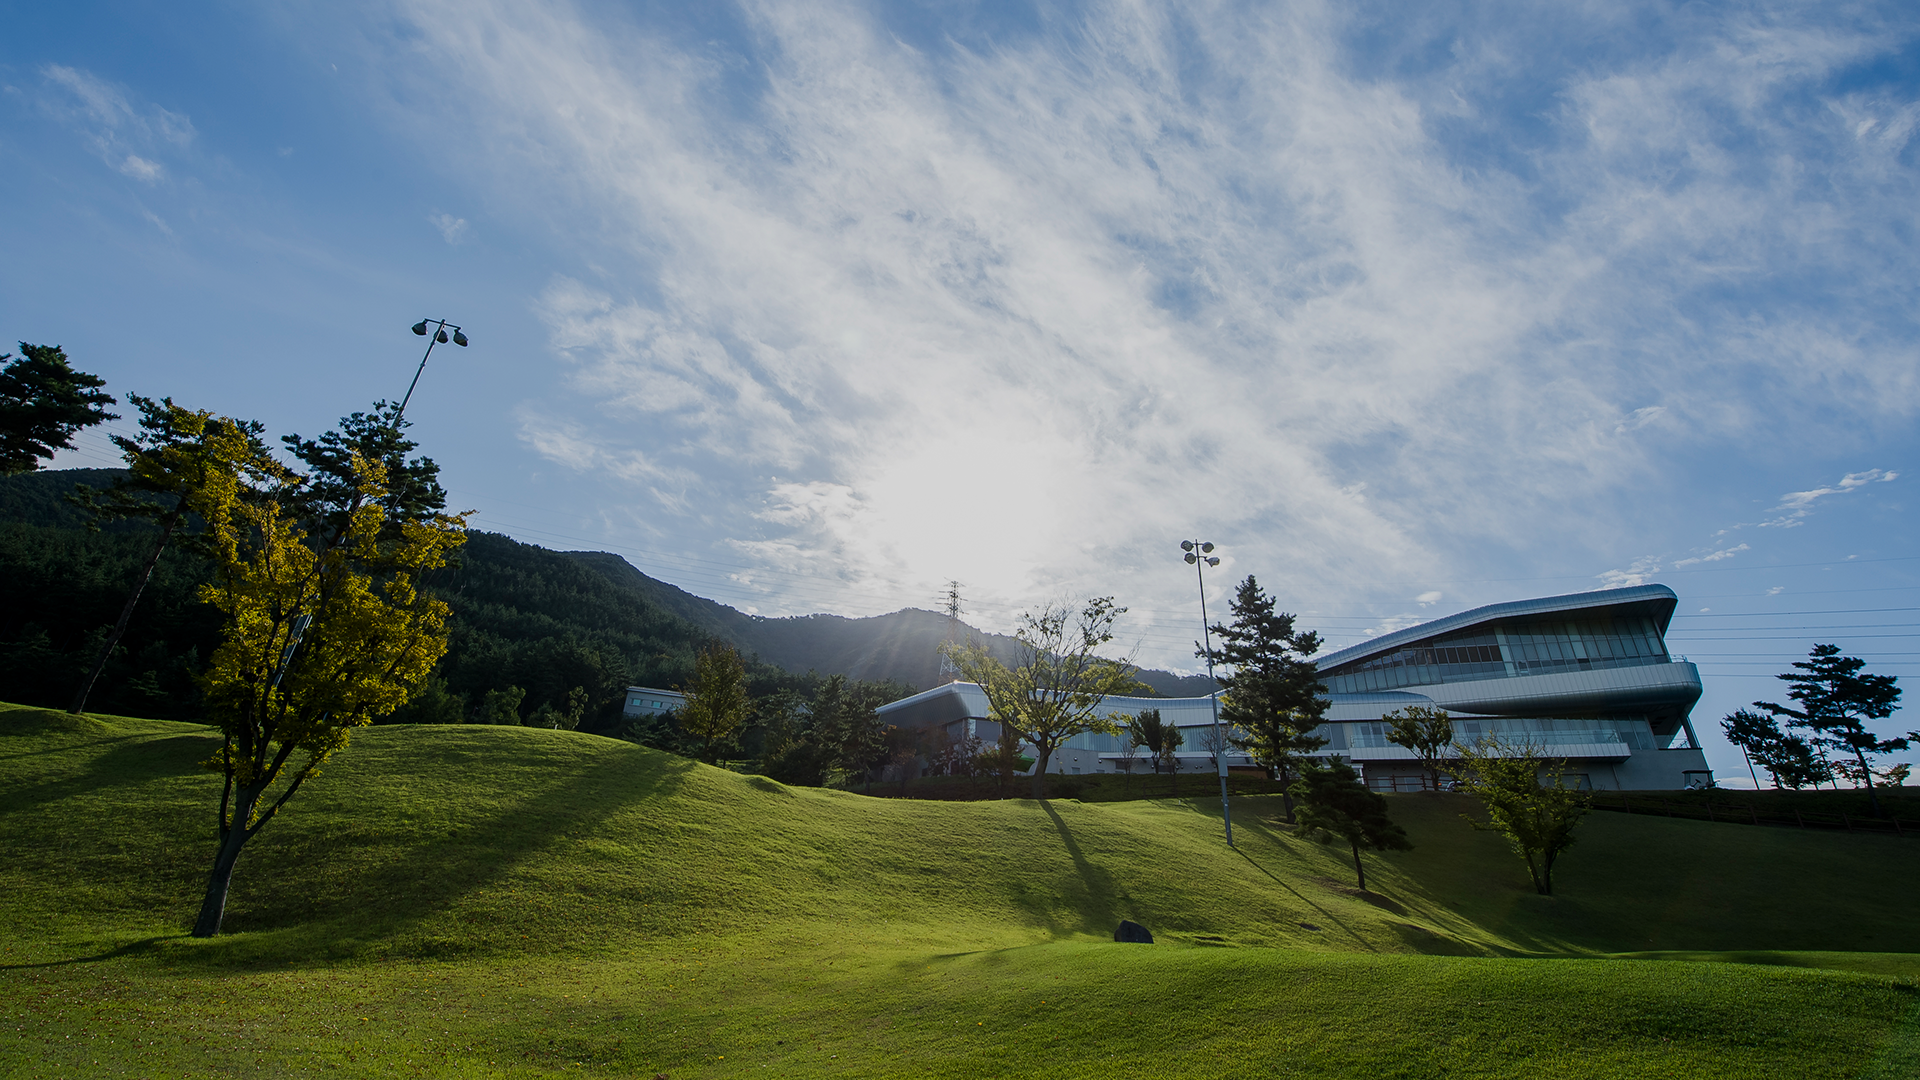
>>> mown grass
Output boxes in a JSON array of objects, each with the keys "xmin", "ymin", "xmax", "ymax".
[{"xmin": 3, "ymin": 703, "xmax": 1917, "ymax": 1078}]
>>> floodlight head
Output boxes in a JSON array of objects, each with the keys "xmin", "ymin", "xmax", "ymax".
[
  {"xmin": 1206, "ymin": 557, "xmax": 1220, "ymax": 567},
  {"xmin": 412, "ymin": 320, "xmax": 429, "ymax": 336},
  {"xmin": 1201, "ymin": 541, "xmax": 1215, "ymax": 554},
  {"xmin": 1180, "ymin": 540, "xmax": 1194, "ymax": 552},
  {"xmin": 435, "ymin": 329, "xmax": 449, "ymax": 343},
  {"xmin": 1184, "ymin": 552, "xmax": 1198, "ymax": 564},
  {"xmin": 452, "ymin": 329, "xmax": 468, "ymax": 347}
]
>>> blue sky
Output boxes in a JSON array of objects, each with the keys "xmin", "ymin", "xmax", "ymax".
[{"xmin": 5, "ymin": 0, "xmax": 1919, "ymax": 782}]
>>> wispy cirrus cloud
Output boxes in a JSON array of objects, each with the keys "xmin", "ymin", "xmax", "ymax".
[
  {"xmin": 1674, "ymin": 542, "xmax": 1750, "ymax": 568},
  {"xmin": 343, "ymin": 0, "xmax": 1920, "ymax": 655},
  {"xmin": 38, "ymin": 64, "xmax": 194, "ymax": 184},
  {"xmin": 1764, "ymin": 468, "xmax": 1899, "ymax": 527}
]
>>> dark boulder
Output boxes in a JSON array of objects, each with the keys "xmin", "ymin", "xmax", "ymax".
[{"xmin": 1113, "ymin": 920, "xmax": 1154, "ymax": 944}]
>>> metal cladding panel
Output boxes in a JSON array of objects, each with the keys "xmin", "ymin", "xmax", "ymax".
[
  {"xmin": 1315, "ymin": 584, "xmax": 1680, "ymax": 671},
  {"xmin": 876, "ymin": 684, "xmax": 1226, "ymax": 729},
  {"xmin": 1322, "ymin": 691, "xmax": 1436, "ymax": 720},
  {"xmin": 1402, "ymin": 662, "xmax": 1703, "ymax": 718},
  {"xmin": 1341, "ymin": 741, "xmax": 1631, "ymax": 762}
]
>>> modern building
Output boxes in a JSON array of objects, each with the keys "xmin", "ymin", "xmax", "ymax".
[
  {"xmin": 622, "ymin": 686, "xmax": 688, "ymax": 720},
  {"xmin": 874, "ymin": 584, "xmax": 1713, "ymax": 791}
]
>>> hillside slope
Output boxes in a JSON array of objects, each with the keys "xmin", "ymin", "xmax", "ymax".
[
  {"xmin": 6, "ymin": 704, "xmax": 1917, "ymax": 963},
  {"xmin": 5, "ymin": 704, "xmax": 1919, "ymax": 1080}
]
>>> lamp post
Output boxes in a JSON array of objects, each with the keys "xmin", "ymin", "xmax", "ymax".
[
  {"xmin": 1182, "ymin": 539, "xmax": 1232, "ymax": 847},
  {"xmin": 399, "ymin": 319, "xmax": 469, "ymax": 421}
]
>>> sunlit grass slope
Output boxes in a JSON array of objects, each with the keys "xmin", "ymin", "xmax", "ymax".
[{"xmin": 3, "ymin": 703, "xmax": 1918, "ymax": 1078}]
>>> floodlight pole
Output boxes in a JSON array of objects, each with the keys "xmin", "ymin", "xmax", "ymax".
[
  {"xmin": 1183, "ymin": 539, "xmax": 1233, "ymax": 847},
  {"xmin": 399, "ymin": 318, "xmax": 467, "ymax": 422}
]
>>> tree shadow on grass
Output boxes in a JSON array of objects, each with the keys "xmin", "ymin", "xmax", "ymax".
[
  {"xmin": 5, "ymin": 722, "xmax": 704, "ymax": 972},
  {"xmin": 0, "ymin": 733, "xmax": 216, "ymax": 813},
  {"xmin": 1227, "ymin": 814, "xmax": 1380, "ymax": 953},
  {"xmin": 0, "ymin": 731, "xmax": 152, "ymax": 763},
  {"xmin": 0, "ymin": 935, "xmax": 185, "ymax": 971},
  {"xmin": 185, "ymin": 741, "xmax": 703, "ymax": 970},
  {"xmin": 1031, "ymin": 800, "xmax": 1123, "ymax": 937}
]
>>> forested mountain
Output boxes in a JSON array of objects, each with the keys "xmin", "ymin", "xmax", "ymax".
[
  {"xmin": 565, "ymin": 550, "xmax": 1215, "ymax": 696},
  {"xmin": 0, "ymin": 469, "xmax": 1213, "ymax": 725}
]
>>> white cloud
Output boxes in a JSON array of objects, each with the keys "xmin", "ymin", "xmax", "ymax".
[
  {"xmin": 1615, "ymin": 405, "xmax": 1666, "ymax": 434},
  {"xmin": 1598, "ymin": 556, "xmax": 1663, "ymax": 589},
  {"xmin": 1673, "ymin": 542, "xmax": 1749, "ymax": 568},
  {"xmin": 1415, "ymin": 591, "xmax": 1443, "ymax": 606},
  {"xmin": 359, "ymin": 0, "xmax": 1920, "ymax": 653},
  {"xmin": 39, "ymin": 65, "xmax": 194, "ymax": 182},
  {"xmin": 118, "ymin": 154, "xmax": 163, "ymax": 182},
  {"xmin": 430, "ymin": 212, "xmax": 469, "ymax": 244},
  {"xmin": 1764, "ymin": 468, "xmax": 1899, "ymax": 527}
]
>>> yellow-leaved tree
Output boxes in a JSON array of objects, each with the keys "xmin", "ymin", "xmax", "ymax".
[
  {"xmin": 941, "ymin": 597, "xmax": 1141, "ymax": 799},
  {"xmin": 192, "ymin": 453, "xmax": 466, "ymax": 937}
]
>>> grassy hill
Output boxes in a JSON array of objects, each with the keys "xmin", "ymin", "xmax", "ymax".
[{"xmin": 3, "ymin": 703, "xmax": 1918, "ymax": 1078}]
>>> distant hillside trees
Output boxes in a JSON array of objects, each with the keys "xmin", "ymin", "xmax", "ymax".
[
  {"xmin": 3, "ymin": 468, "xmax": 915, "ymax": 747},
  {"xmin": 0, "ymin": 343, "xmax": 116, "ymax": 475},
  {"xmin": 0, "ymin": 509, "xmax": 220, "ymax": 720},
  {"xmin": 754, "ymin": 673, "xmax": 908, "ymax": 789}
]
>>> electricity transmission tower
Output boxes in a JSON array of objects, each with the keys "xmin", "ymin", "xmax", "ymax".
[{"xmin": 937, "ymin": 580, "xmax": 965, "ymax": 679}]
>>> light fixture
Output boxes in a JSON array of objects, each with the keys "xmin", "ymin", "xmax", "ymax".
[
  {"xmin": 1180, "ymin": 538, "xmax": 1233, "ymax": 847},
  {"xmin": 396, "ymin": 318, "xmax": 469, "ymax": 421}
]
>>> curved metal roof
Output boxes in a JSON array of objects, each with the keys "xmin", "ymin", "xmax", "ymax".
[{"xmin": 1314, "ymin": 584, "xmax": 1680, "ymax": 671}]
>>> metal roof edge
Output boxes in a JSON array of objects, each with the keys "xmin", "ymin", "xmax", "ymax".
[
  {"xmin": 875, "ymin": 681, "xmax": 976, "ymax": 715},
  {"xmin": 1314, "ymin": 584, "xmax": 1680, "ymax": 671}
]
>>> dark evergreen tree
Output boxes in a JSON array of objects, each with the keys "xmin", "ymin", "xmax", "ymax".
[
  {"xmin": 1721, "ymin": 708, "xmax": 1833, "ymax": 790},
  {"xmin": 1292, "ymin": 758, "xmax": 1411, "ymax": 892},
  {"xmin": 0, "ymin": 344, "xmax": 116, "ymax": 475},
  {"xmin": 1204, "ymin": 575, "xmax": 1328, "ymax": 821},
  {"xmin": 1755, "ymin": 645, "xmax": 1905, "ymax": 815},
  {"xmin": 280, "ymin": 401, "xmax": 447, "ymax": 546}
]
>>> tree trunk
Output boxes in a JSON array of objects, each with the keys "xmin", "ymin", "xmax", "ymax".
[
  {"xmin": 1526, "ymin": 850, "xmax": 1550, "ymax": 896},
  {"xmin": 1031, "ymin": 748, "xmax": 1051, "ymax": 800},
  {"xmin": 1278, "ymin": 764, "xmax": 1296, "ymax": 823},
  {"xmin": 70, "ymin": 509, "xmax": 182, "ymax": 714},
  {"xmin": 1351, "ymin": 838, "xmax": 1366, "ymax": 892},
  {"xmin": 1854, "ymin": 748, "xmax": 1884, "ymax": 817},
  {"xmin": 193, "ymin": 785, "xmax": 259, "ymax": 938}
]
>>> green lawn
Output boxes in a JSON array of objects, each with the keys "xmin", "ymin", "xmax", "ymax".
[{"xmin": 3, "ymin": 703, "xmax": 1917, "ymax": 1078}]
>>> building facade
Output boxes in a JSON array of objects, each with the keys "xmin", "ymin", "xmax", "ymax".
[
  {"xmin": 874, "ymin": 584, "xmax": 1713, "ymax": 791},
  {"xmin": 622, "ymin": 686, "xmax": 688, "ymax": 719}
]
